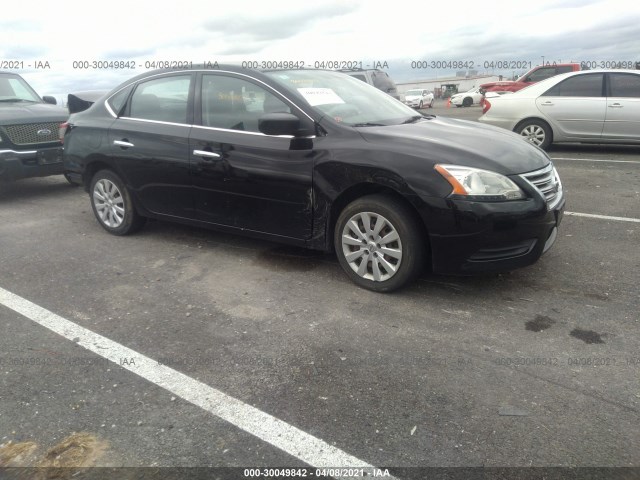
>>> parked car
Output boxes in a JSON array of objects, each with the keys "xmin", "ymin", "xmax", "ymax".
[
  {"xmin": 63, "ymin": 66, "xmax": 564, "ymax": 292},
  {"xmin": 484, "ymin": 91, "xmax": 514, "ymax": 98},
  {"xmin": 450, "ymin": 87, "xmax": 483, "ymax": 107},
  {"xmin": 339, "ymin": 68, "xmax": 400, "ymax": 100},
  {"xmin": 480, "ymin": 63, "xmax": 582, "ymax": 94},
  {"xmin": 0, "ymin": 71, "xmax": 68, "ymax": 183},
  {"xmin": 403, "ymin": 89, "xmax": 434, "ymax": 109},
  {"xmin": 479, "ymin": 69, "xmax": 640, "ymax": 150}
]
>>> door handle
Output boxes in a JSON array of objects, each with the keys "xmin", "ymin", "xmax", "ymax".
[
  {"xmin": 113, "ymin": 140, "xmax": 134, "ymax": 148},
  {"xmin": 540, "ymin": 101, "xmax": 554, "ymax": 106},
  {"xmin": 193, "ymin": 150, "xmax": 221, "ymax": 159},
  {"xmin": 608, "ymin": 103, "xmax": 623, "ymax": 108}
]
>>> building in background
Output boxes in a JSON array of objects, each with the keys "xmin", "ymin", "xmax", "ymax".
[{"xmin": 397, "ymin": 72, "xmax": 502, "ymax": 100}]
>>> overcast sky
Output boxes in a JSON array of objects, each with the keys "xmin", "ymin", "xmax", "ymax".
[{"xmin": 2, "ymin": 0, "xmax": 639, "ymax": 98}]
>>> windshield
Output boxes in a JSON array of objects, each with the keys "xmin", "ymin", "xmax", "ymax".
[
  {"xmin": 0, "ymin": 74, "xmax": 42, "ymax": 102},
  {"xmin": 405, "ymin": 90, "xmax": 424, "ymax": 96},
  {"xmin": 264, "ymin": 70, "xmax": 419, "ymax": 126}
]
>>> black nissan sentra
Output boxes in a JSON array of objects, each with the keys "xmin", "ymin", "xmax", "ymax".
[{"xmin": 62, "ymin": 65, "xmax": 564, "ymax": 292}]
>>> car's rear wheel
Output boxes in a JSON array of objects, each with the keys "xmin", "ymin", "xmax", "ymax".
[
  {"xmin": 90, "ymin": 169, "xmax": 145, "ymax": 235},
  {"xmin": 463, "ymin": 97, "xmax": 473, "ymax": 107},
  {"xmin": 516, "ymin": 120, "xmax": 552, "ymax": 150},
  {"xmin": 334, "ymin": 194, "xmax": 425, "ymax": 292},
  {"xmin": 428, "ymin": 99, "xmax": 434, "ymax": 108},
  {"xmin": 418, "ymin": 100, "xmax": 423, "ymax": 109}
]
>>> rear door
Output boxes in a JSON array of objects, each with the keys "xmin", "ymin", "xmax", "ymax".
[
  {"xmin": 108, "ymin": 73, "xmax": 195, "ymax": 218},
  {"xmin": 601, "ymin": 72, "xmax": 640, "ymax": 141},
  {"xmin": 536, "ymin": 73, "xmax": 605, "ymax": 139}
]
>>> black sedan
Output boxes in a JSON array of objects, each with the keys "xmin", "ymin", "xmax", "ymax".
[{"xmin": 62, "ymin": 65, "xmax": 564, "ymax": 292}]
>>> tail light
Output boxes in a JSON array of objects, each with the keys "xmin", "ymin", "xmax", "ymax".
[
  {"xmin": 58, "ymin": 122, "xmax": 69, "ymax": 144},
  {"xmin": 482, "ymin": 99, "xmax": 491, "ymax": 114}
]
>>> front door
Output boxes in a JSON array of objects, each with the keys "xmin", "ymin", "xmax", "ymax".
[
  {"xmin": 189, "ymin": 73, "xmax": 315, "ymax": 240},
  {"xmin": 536, "ymin": 73, "xmax": 605, "ymax": 140}
]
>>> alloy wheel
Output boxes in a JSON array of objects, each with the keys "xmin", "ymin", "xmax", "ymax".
[
  {"xmin": 341, "ymin": 212, "xmax": 403, "ymax": 282},
  {"xmin": 520, "ymin": 124, "xmax": 546, "ymax": 147},
  {"xmin": 93, "ymin": 179, "xmax": 125, "ymax": 228}
]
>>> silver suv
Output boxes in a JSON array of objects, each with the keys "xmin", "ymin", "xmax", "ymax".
[{"xmin": 339, "ymin": 69, "xmax": 400, "ymax": 100}]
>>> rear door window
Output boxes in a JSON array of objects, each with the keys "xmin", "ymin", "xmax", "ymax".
[
  {"xmin": 128, "ymin": 75, "xmax": 192, "ymax": 124},
  {"xmin": 608, "ymin": 73, "xmax": 640, "ymax": 97}
]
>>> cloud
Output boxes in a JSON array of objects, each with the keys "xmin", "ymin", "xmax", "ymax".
[
  {"xmin": 202, "ymin": 2, "xmax": 360, "ymax": 43},
  {"xmin": 102, "ymin": 48, "xmax": 159, "ymax": 61},
  {"xmin": 0, "ymin": 45, "xmax": 48, "ymax": 58},
  {"xmin": 5, "ymin": 0, "xmax": 639, "ymax": 94}
]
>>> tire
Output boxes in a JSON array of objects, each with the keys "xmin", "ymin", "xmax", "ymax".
[
  {"xmin": 90, "ymin": 169, "xmax": 146, "ymax": 235},
  {"xmin": 334, "ymin": 194, "xmax": 426, "ymax": 292},
  {"xmin": 462, "ymin": 97, "xmax": 473, "ymax": 107},
  {"xmin": 516, "ymin": 119, "xmax": 552, "ymax": 150},
  {"xmin": 428, "ymin": 99, "xmax": 434, "ymax": 108},
  {"xmin": 418, "ymin": 101, "xmax": 423, "ymax": 109}
]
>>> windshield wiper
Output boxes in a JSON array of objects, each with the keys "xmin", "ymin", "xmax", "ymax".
[
  {"xmin": 352, "ymin": 122, "xmax": 387, "ymax": 127},
  {"xmin": 401, "ymin": 115, "xmax": 427, "ymax": 124}
]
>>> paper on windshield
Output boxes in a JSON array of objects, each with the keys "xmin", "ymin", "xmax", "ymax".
[{"xmin": 297, "ymin": 88, "xmax": 345, "ymax": 106}]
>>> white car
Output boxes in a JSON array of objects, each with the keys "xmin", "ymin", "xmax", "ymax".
[
  {"xmin": 479, "ymin": 69, "xmax": 640, "ymax": 150},
  {"xmin": 450, "ymin": 87, "xmax": 483, "ymax": 107},
  {"xmin": 403, "ymin": 89, "xmax": 434, "ymax": 109},
  {"xmin": 484, "ymin": 91, "xmax": 514, "ymax": 99}
]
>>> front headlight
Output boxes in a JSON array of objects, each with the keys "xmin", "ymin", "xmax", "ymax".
[{"xmin": 435, "ymin": 164, "xmax": 525, "ymax": 201}]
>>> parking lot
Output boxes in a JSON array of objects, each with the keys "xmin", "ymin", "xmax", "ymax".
[{"xmin": 1, "ymin": 102, "xmax": 639, "ymax": 478}]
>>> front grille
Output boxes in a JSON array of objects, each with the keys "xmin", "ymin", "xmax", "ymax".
[
  {"xmin": 520, "ymin": 163, "xmax": 563, "ymax": 210},
  {"xmin": 2, "ymin": 122, "xmax": 61, "ymax": 145}
]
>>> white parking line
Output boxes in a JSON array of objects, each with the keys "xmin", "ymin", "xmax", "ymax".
[
  {"xmin": 565, "ymin": 211, "xmax": 640, "ymax": 223},
  {"xmin": 551, "ymin": 157, "xmax": 640, "ymax": 164},
  {"xmin": 0, "ymin": 286, "xmax": 394, "ymax": 480}
]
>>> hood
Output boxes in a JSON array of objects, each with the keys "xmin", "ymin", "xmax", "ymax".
[
  {"xmin": 405, "ymin": 94, "xmax": 422, "ymax": 99},
  {"xmin": 0, "ymin": 102, "xmax": 68, "ymax": 125},
  {"xmin": 356, "ymin": 116, "xmax": 550, "ymax": 175}
]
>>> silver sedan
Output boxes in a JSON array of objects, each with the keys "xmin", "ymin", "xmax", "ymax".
[{"xmin": 478, "ymin": 69, "xmax": 640, "ymax": 150}]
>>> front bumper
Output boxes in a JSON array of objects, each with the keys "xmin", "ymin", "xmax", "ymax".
[
  {"xmin": 422, "ymin": 195, "xmax": 565, "ymax": 275},
  {"xmin": 0, "ymin": 146, "xmax": 64, "ymax": 181}
]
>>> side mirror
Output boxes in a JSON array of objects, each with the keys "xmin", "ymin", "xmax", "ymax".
[
  {"xmin": 43, "ymin": 96, "xmax": 57, "ymax": 105},
  {"xmin": 258, "ymin": 113, "xmax": 300, "ymax": 136}
]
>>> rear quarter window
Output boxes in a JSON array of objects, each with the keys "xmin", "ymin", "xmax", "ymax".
[{"xmin": 107, "ymin": 85, "xmax": 133, "ymax": 116}]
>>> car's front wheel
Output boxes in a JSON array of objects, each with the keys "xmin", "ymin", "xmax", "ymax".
[
  {"xmin": 90, "ymin": 169, "xmax": 145, "ymax": 235},
  {"xmin": 462, "ymin": 97, "xmax": 473, "ymax": 107},
  {"xmin": 334, "ymin": 195, "xmax": 426, "ymax": 292},
  {"xmin": 418, "ymin": 100, "xmax": 423, "ymax": 109},
  {"xmin": 516, "ymin": 120, "xmax": 552, "ymax": 150}
]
